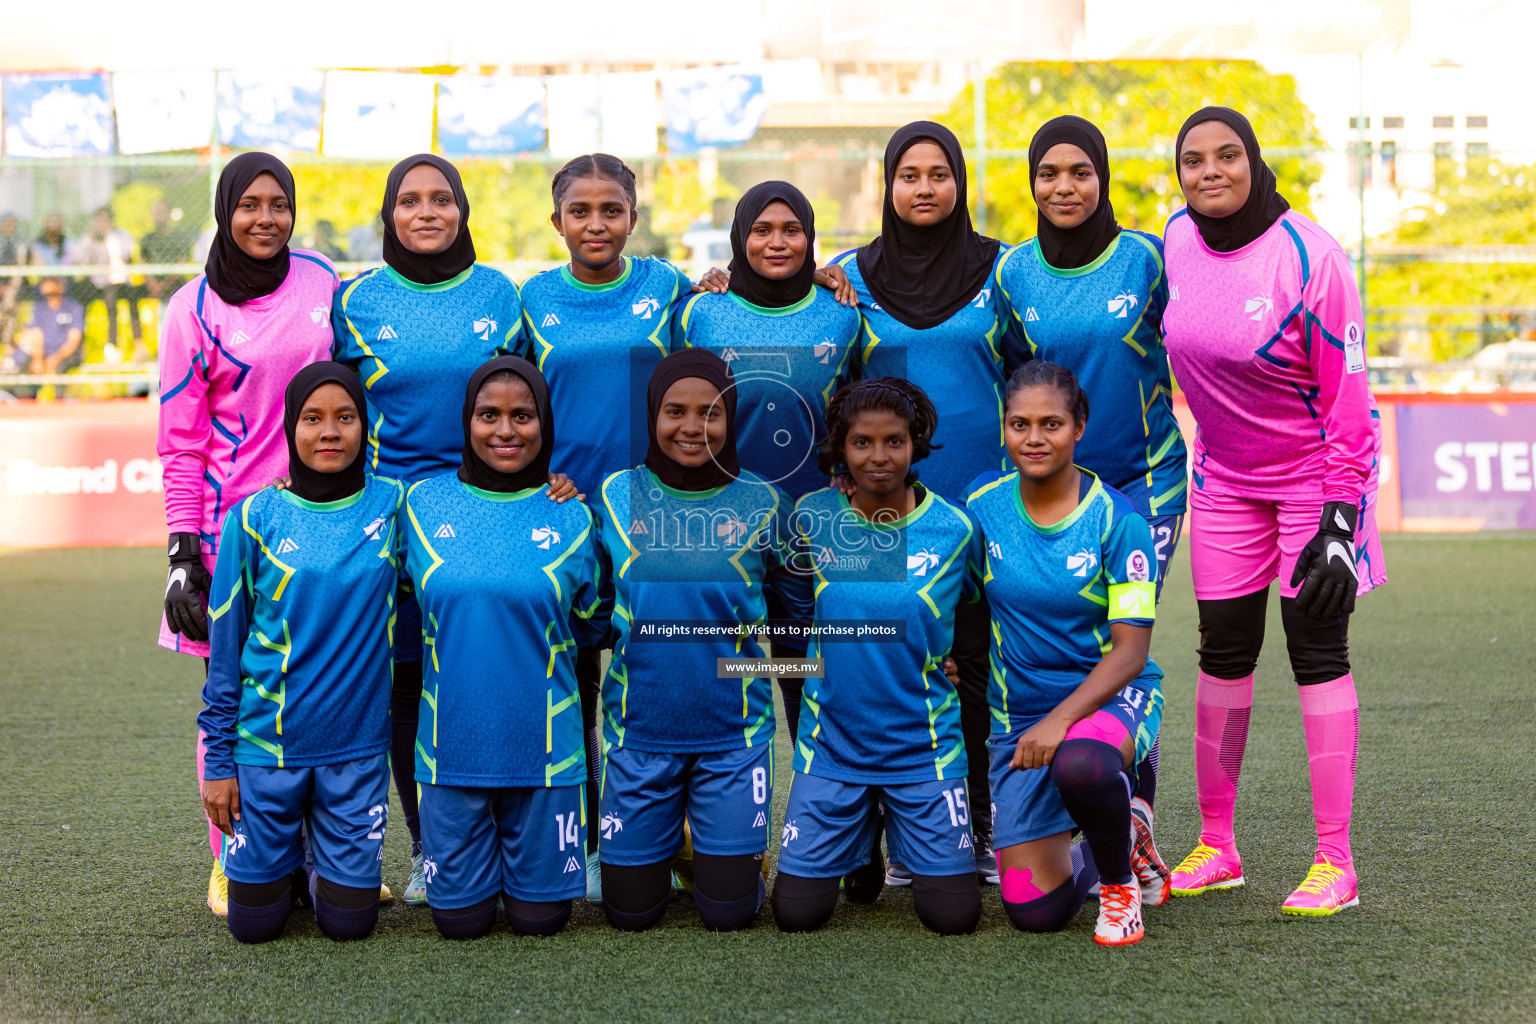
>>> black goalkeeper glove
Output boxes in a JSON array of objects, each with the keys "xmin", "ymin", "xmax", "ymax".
[
  {"xmin": 1289, "ymin": 501, "xmax": 1360, "ymax": 619},
  {"xmin": 164, "ymin": 532, "xmax": 213, "ymax": 642}
]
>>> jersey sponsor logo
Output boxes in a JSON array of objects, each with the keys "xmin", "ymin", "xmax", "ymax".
[
  {"xmin": 473, "ymin": 315, "xmax": 498, "ymax": 340},
  {"xmin": 631, "ymin": 296, "xmax": 660, "ymax": 319},
  {"xmin": 814, "ymin": 341, "xmax": 837, "ymax": 364},
  {"xmin": 958, "ymin": 832, "xmax": 973, "ymax": 849},
  {"xmin": 719, "ymin": 346, "xmax": 739, "ymax": 362},
  {"xmin": 1067, "ymin": 549, "xmax": 1098, "ymax": 577},
  {"xmin": 433, "ymin": 523, "xmax": 456, "ymax": 539},
  {"xmin": 906, "ymin": 549, "xmax": 940, "ymax": 577},
  {"xmin": 362, "ymin": 516, "xmax": 388, "ymax": 540},
  {"xmin": 1024, "ymin": 307, "xmax": 1040, "ymax": 322},
  {"xmin": 1108, "ymin": 291, "xmax": 1139, "ymax": 318},
  {"xmin": 780, "ymin": 819, "xmax": 800, "ymax": 846},
  {"xmin": 274, "ymin": 537, "xmax": 300, "ymax": 555},
  {"xmin": 376, "ymin": 325, "xmax": 398, "ymax": 341},
  {"xmin": 628, "ymin": 518, "xmax": 649, "ymax": 536},
  {"xmin": 530, "ymin": 526, "xmax": 563, "ymax": 549},
  {"xmin": 230, "ymin": 329, "xmax": 252, "ymax": 347},
  {"xmin": 563, "ymin": 856, "xmax": 582, "ymax": 874},
  {"xmin": 1344, "ymin": 321, "xmax": 1366, "ymax": 374},
  {"xmin": 1125, "ymin": 550, "xmax": 1151, "ymax": 583},
  {"xmin": 600, "ymin": 813, "xmax": 624, "ymax": 840},
  {"xmin": 1244, "ymin": 294, "xmax": 1274, "ymax": 321},
  {"xmin": 309, "ymin": 306, "xmax": 327, "ymax": 324},
  {"xmin": 753, "ymin": 811, "xmax": 767, "ymax": 828},
  {"xmin": 541, "ymin": 313, "xmax": 561, "ymax": 328},
  {"xmin": 715, "ymin": 517, "xmax": 752, "ymax": 544},
  {"xmin": 422, "ymin": 856, "xmax": 439, "ymax": 884},
  {"xmin": 972, "ymin": 288, "xmax": 991, "ymax": 308},
  {"xmin": 987, "ymin": 540, "xmax": 1003, "ymax": 559}
]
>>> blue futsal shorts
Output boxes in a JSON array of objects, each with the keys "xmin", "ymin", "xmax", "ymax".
[
  {"xmin": 989, "ymin": 683, "xmax": 1163, "ymax": 849},
  {"xmin": 598, "ymin": 742, "xmax": 774, "ymax": 866},
  {"xmin": 219, "ymin": 753, "xmax": 389, "ymax": 889},
  {"xmin": 775, "ymin": 772, "xmax": 977, "ymax": 878},
  {"xmin": 418, "ymin": 783, "xmax": 587, "ymax": 909},
  {"xmin": 1147, "ymin": 512, "xmax": 1184, "ymax": 602}
]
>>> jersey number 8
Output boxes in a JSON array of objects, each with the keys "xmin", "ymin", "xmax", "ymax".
[{"xmin": 752, "ymin": 766, "xmax": 767, "ymax": 805}]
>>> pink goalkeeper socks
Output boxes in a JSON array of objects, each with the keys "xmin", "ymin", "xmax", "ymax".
[
  {"xmin": 1298, "ymin": 674, "xmax": 1360, "ymax": 873},
  {"xmin": 1195, "ymin": 672, "xmax": 1254, "ymax": 849}
]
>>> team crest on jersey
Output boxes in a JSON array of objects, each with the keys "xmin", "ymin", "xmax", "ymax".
[
  {"xmin": 1024, "ymin": 307, "xmax": 1040, "ymax": 322},
  {"xmin": 433, "ymin": 523, "xmax": 456, "ymax": 539},
  {"xmin": 1125, "ymin": 550, "xmax": 1151, "ymax": 582},
  {"xmin": 1108, "ymin": 292, "xmax": 1139, "ymax": 318},
  {"xmin": 530, "ymin": 526, "xmax": 562, "ymax": 549},
  {"xmin": 907, "ymin": 549, "xmax": 940, "ymax": 577},
  {"xmin": 1067, "ymin": 549, "xmax": 1097, "ymax": 577},
  {"xmin": 781, "ymin": 820, "xmax": 800, "ymax": 846},
  {"xmin": 274, "ymin": 537, "xmax": 299, "ymax": 555},
  {"xmin": 230, "ymin": 329, "xmax": 252, "ymax": 347},
  {"xmin": 631, "ymin": 296, "xmax": 660, "ymax": 319},
  {"xmin": 972, "ymin": 288, "xmax": 991, "ymax": 308},
  {"xmin": 376, "ymin": 325, "xmax": 398, "ymax": 341},
  {"xmin": 814, "ymin": 341, "xmax": 837, "ymax": 364},
  {"xmin": 1244, "ymin": 295, "xmax": 1273, "ymax": 321},
  {"xmin": 628, "ymin": 518, "xmax": 649, "ymax": 536},
  {"xmin": 310, "ymin": 306, "xmax": 327, "ymax": 324},
  {"xmin": 541, "ymin": 313, "xmax": 561, "ymax": 328},
  {"xmin": 715, "ymin": 517, "xmax": 753, "ymax": 544},
  {"xmin": 600, "ymin": 813, "xmax": 623, "ymax": 840},
  {"xmin": 362, "ymin": 516, "xmax": 388, "ymax": 540},
  {"xmin": 473, "ymin": 315, "xmax": 498, "ymax": 340}
]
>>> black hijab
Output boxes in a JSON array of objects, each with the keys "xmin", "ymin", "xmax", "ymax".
[
  {"xmin": 283, "ymin": 362, "xmax": 368, "ymax": 504},
  {"xmin": 727, "ymin": 181, "xmax": 817, "ymax": 309},
  {"xmin": 856, "ymin": 121, "xmax": 1000, "ymax": 332},
  {"xmin": 457, "ymin": 355, "xmax": 552, "ymax": 494},
  {"xmin": 382, "ymin": 154, "xmax": 477, "ymax": 285},
  {"xmin": 644, "ymin": 349, "xmax": 740, "ymax": 492},
  {"xmin": 1029, "ymin": 116, "xmax": 1121, "ymax": 270},
  {"xmin": 1175, "ymin": 106, "xmax": 1291, "ymax": 253},
  {"xmin": 206, "ymin": 152, "xmax": 295, "ymax": 305}
]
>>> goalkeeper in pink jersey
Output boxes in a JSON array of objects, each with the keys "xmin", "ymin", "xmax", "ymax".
[
  {"xmin": 155, "ymin": 153, "xmax": 341, "ymax": 917},
  {"xmin": 1160, "ymin": 107, "xmax": 1387, "ymax": 917}
]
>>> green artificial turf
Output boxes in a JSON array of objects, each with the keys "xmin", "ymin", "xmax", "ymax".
[{"xmin": 1, "ymin": 537, "xmax": 1533, "ymax": 1023}]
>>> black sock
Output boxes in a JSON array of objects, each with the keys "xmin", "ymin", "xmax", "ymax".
[
  {"xmin": 1050, "ymin": 739, "xmax": 1133, "ymax": 886},
  {"xmin": 1134, "ymin": 736, "xmax": 1159, "ymax": 808}
]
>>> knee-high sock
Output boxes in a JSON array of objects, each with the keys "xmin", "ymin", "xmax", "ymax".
[
  {"xmin": 196, "ymin": 729, "xmax": 222, "ymax": 858},
  {"xmin": 1298, "ymin": 674, "xmax": 1359, "ymax": 873},
  {"xmin": 1195, "ymin": 671, "xmax": 1254, "ymax": 849},
  {"xmin": 1134, "ymin": 737, "xmax": 1159, "ymax": 808}
]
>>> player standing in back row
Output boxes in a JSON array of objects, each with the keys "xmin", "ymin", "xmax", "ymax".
[{"xmin": 1161, "ymin": 106, "xmax": 1386, "ymax": 916}]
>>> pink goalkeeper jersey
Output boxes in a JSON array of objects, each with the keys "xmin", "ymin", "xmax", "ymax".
[
  {"xmin": 156, "ymin": 250, "xmax": 338, "ymax": 654},
  {"xmin": 1162, "ymin": 209, "xmax": 1379, "ymax": 505}
]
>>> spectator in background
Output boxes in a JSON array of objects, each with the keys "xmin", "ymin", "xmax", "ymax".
[
  {"xmin": 18, "ymin": 277, "xmax": 84, "ymax": 382},
  {"xmin": 312, "ymin": 219, "xmax": 348, "ymax": 263},
  {"xmin": 33, "ymin": 212, "xmax": 68, "ymax": 267},
  {"xmin": 71, "ymin": 207, "xmax": 144, "ymax": 360},
  {"xmin": 0, "ymin": 213, "xmax": 29, "ymax": 355},
  {"xmin": 348, "ymin": 221, "xmax": 383, "ymax": 263},
  {"xmin": 680, "ymin": 197, "xmax": 734, "ymax": 268},
  {"xmin": 141, "ymin": 200, "xmax": 193, "ymax": 308}
]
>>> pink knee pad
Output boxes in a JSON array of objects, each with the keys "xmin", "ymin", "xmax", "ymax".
[{"xmin": 1063, "ymin": 711, "xmax": 1130, "ymax": 750}]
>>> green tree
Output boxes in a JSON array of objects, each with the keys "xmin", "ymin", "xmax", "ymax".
[{"xmin": 945, "ymin": 61, "xmax": 1324, "ymax": 243}]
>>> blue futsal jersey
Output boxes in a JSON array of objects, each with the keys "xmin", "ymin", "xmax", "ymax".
[
  {"xmin": 200, "ymin": 475, "xmax": 405, "ymax": 779},
  {"xmin": 595, "ymin": 467, "xmax": 793, "ymax": 754},
  {"xmin": 966, "ymin": 470, "xmax": 1162, "ymax": 731},
  {"xmin": 519, "ymin": 257, "xmax": 695, "ymax": 496},
  {"xmin": 994, "ymin": 231, "xmax": 1187, "ymax": 518},
  {"xmin": 834, "ymin": 250, "xmax": 1020, "ymax": 503},
  {"xmin": 332, "ymin": 264, "xmax": 528, "ymax": 483},
  {"xmin": 402, "ymin": 476, "xmax": 611, "ymax": 789},
  {"xmin": 779, "ymin": 485, "xmax": 982, "ymax": 785},
  {"xmin": 672, "ymin": 288, "xmax": 860, "ymax": 499}
]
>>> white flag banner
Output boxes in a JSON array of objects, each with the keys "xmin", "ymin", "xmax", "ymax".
[
  {"xmin": 321, "ymin": 71, "xmax": 434, "ymax": 159},
  {"xmin": 437, "ymin": 76, "xmax": 545, "ymax": 155},
  {"xmin": 113, "ymin": 71, "xmax": 215, "ymax": 154},
  {"xmin": 546, "ymin": 73, "xmax": 657, "ymax": 159},
  {"xmin": 217, "ymin": 70, "xmax": 323, "ymax": 153}
]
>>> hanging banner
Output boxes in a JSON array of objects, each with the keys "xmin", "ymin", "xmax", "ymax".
[
  {"xmin": 547, "ymin": 73, "xmax": 657, "ymax": 159},
  {"xmin": 321, "ymin": 71, "xmax": 435, "ymax": 160},
  {"xmin": 112, "ymin": 71, "xmax": 215, "ymax": 154},
  {"xmin": 437, "ymin": 77, "xmax": 545, "ymax": 156},
  {"xmin": 2, "ymin": 73, "xmax": 113, "ymax": 158},
  {"xmin": 1395, "ymin": 397, "xmax": 1536, "ymax": 531},
  {"xmin": 217, "ymin": 70, "xmax": 323, "ymax": 153},
  {"xmin": 662, "ymin": 67, "xmax": 768, "ymax": 154}
]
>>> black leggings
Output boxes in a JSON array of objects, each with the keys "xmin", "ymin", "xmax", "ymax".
[
  {"xmin": 1198, "ymin": 588, "xmax": 1350, "ymax": 684},
  {"xmin": 950, "ymin": 596, "xmax": 993, "ymax": 841}
]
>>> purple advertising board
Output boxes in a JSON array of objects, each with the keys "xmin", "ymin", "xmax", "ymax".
[{"xmin": 1396, "ymin": 401, "xmax": 1536, "ymax": 530}]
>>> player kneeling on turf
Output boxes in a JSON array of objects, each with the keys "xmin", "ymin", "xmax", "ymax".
[
  {"xmin": 771, "ymin": 378, "xmax": 984, "ymax": 936},
  {"xmin": 967, "ymin": 362, "xmax": 1165, "ymax": 947},
  {"xmin": 200, "ymin": 363, "xmax": 403, "ymax": 943},
  {"xmin": 403, "ymin": 356, "xmax": 610, "ymax": 940}
]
